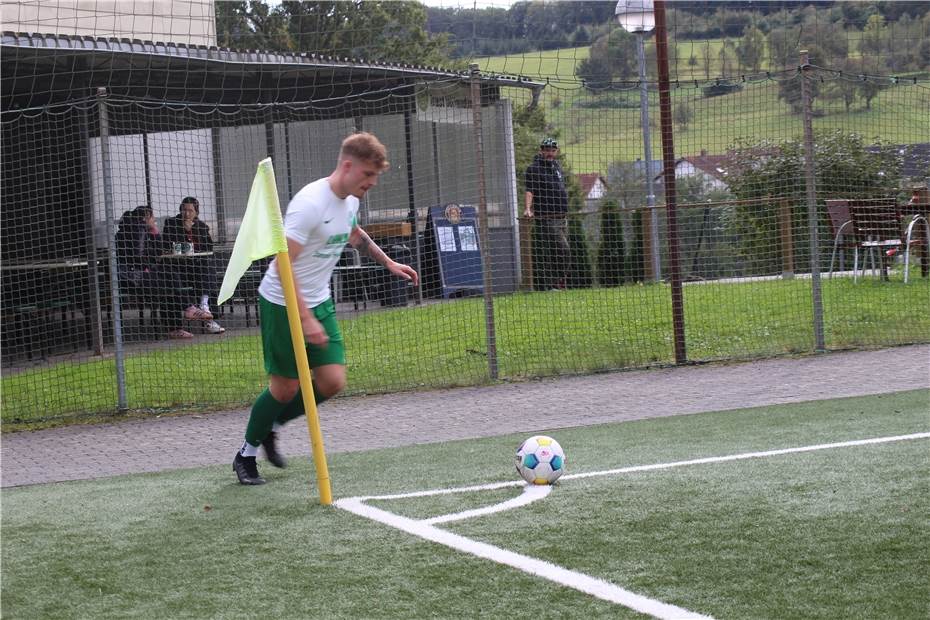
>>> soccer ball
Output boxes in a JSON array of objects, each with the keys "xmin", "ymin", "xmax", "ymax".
[{"xmin": 515, "ymin": 435, "xmax": 565, "ymax": 485}]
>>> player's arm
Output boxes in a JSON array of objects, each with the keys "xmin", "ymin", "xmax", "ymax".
[
  {"xmin": 350, "ymin": 226, "xmax": 419, "ymax": 286},
  {"xmin": 524, "ymin": 191, "xmax": 534, "ymax": 218},
  {"xmin": 286, "ymin": 236, "xmax": 328, "ymax": 346}
]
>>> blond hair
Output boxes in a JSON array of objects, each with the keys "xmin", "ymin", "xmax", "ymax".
[{"xmin": 339, "ymin": 132, "xmax": 389, "ymax": 171}]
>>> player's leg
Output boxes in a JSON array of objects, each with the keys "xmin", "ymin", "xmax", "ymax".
[
  {"xmin": 539, "ymin": 219, "xmax": 558, "ymax": 289},
  {"xmin": 234, "ymin": 296, "xmax": 297, "ymax": 484},
  {"xmin": 555, "ymin": 217, "xmax": 570, "ymax": 288},
  {"xmin": 266, "ymin": 299, "xmax": 347, "ymax": 466}
]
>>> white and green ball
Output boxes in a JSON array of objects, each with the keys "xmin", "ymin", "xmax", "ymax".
[{"xmin": 515, "ymin": 435, "xmax": 565, "ymax": 485}]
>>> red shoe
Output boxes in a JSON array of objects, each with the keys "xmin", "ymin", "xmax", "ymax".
[{"xmin": 168, "ymin": 329, "xmax": 193, "ymax": 339}]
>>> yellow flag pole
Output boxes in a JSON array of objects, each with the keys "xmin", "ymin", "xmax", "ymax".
[{"xmin": 276, "ymin": 252, "xmax": 333, "ymax": 505}]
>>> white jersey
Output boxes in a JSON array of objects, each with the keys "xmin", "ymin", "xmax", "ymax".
[{"xmin": 259, "ymin": 177, "xmax": 359, "ymax": 308}]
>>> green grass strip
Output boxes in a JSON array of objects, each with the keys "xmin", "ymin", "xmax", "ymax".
[{"xmin": 2, "ymin": 276, "xmax": 927, "ymax": 427}]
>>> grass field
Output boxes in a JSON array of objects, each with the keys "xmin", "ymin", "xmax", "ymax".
[
  {"xmin": 3, "ymin": 390, "xmax": 928, "ymax": 618},
  {"xmin": 478, "ymin": 43, "xmax": 930, "ymax": 172},
  {"xmin": 2, "ymin": 274, "xmax": 928, "ymax": 429}
]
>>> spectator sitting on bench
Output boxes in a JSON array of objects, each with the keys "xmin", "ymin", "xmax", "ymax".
[
  {"xmin": 162, "ymin": 196, "xmax": 225, "ymax": 334},
  {"xmin": 115, "ymin": 205, "xmax": 213, "ymax": 339}
]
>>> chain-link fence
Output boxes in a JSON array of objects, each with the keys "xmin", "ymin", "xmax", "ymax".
[{"xmin": 2, "ymin": 2, "xmax": 928, "ymax": 427}]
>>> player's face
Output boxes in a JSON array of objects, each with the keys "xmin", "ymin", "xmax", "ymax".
[
  {"xmin": 345, "ymin": 158, "xmax": 382, "ymax": 198},
  {"xmin": 541, "ymin": 147, "xmax": 558, "ymax": 161}
]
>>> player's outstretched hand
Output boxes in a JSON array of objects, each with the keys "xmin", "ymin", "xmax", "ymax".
[{"xmin": 388, "ymin": 261, "xmax": 419, "ymax": 287}]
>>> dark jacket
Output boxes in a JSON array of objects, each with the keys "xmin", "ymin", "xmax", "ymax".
[
  {"xmin": 115, "ymin": 211, "xmax": 165, "ymax": 274},
  {"xmin": 115, "ymin": 211, "xmax": 171, "ymax": 283},
  {"xmin": 162, "ymin": 215, "xmax": 214, "ymax": 252},
  {"xmin": 525, "ymin": 154, "xmax": 569, "ymax": 217}
]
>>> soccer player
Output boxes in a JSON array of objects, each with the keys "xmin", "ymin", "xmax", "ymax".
[{"xmin": 233, "ymin": 132, "xmax": 419, "ymax": 485}]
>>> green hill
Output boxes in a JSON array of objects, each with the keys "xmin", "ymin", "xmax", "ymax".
[{"xmin": 478, "ymin": 44, "xmax": 929, "ymax": 174}]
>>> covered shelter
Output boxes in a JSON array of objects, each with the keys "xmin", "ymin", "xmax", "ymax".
[{"xmin": 0, "ymin": 31, "xmax": 542, "ymax": 364}]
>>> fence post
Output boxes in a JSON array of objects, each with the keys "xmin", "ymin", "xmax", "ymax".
[
  {"xmin": 97, "ymin": 87, "xmax": 128, "ymax": 410},
  {"xmin": 79, "ymin": 105, "xmax": 105, "ymax": 356},
  {"xmin": 470, "ymin": 63, "xmax": 499, "ymax": 380},
  {"xmin": 779, "ymin": 198, "xmax": 795, "ymax": 278},
  {"xmin": 655, "ymin": 2, "xmax": 687, "ymax": 364},
  {"xmin": 800, "ymin": 51, "xmax": 826, "ymax": 352}
]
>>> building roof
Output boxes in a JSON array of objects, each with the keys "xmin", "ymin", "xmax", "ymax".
[
  {"xmin": 866, "ymin": 143, "xmax": 930, "ymax": 179},
  {"xmin": 679, "ymin": 150, "xmax": 731, "ymax": 182},
  {"xmin": 1, "ymin": 31, "xmax": 543, "ymax": 113}
]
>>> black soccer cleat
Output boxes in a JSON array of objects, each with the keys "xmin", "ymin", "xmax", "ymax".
[
  {"xmin": 233, "ymin": 452, "xmax": 266, "ymax": 485},
  {"xmin": 261, "ymin": 431, "xmax": 288, "ymax": 468}
]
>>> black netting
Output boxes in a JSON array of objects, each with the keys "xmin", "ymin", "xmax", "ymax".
[{"xmin": 2, "ymin": 2, "xmax": 928, "ymax": 426}]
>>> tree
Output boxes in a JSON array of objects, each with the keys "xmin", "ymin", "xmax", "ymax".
[
  {"xmin": 216, "ymin": 1, "xmax": 292, "ymax": 51},
  {"xmin": 725, "ymin": 131, "xmax": 902, "ymax": 274},
  {"xmin": 576, "ymin": 29, "xmax": 638, "ymax": 91},
  {"xmin": 858, "ymin": 57, "xmax": 890, "ymax": 109},
  {"xmin": 767, "ymin": 26, "xmax": 799, "ymax": 70},
  {"xmin": 605, "ymin": 161, "xmax": 648, "ymax": 283},
  {"xmin": 701, "ymin": 41, "xmax": 713, "ymax": 79},
  {"xmin": 563, "ymin": 168, "xmax": 595, "ymax": 289},
  {"xmin": 737, "ymin": 25, "xmax": 766, "ymax": 72},
  {"xmin": 280, "ymin": 1, "xmax": 451, "ymax": 64},
  {"xmin": 674, "ymin": 101, "xmax": 694, "ymax": 130},
  {"xmin": 823, "ymin": 62, "xmax": 860, "ymax": 112},
  {"xmin": 596, "ymin": 199, "xmax": 625, "ymax": 287},
  {"xmin": 776, "ymin": 43, "xmax": 826, "ymax": 114},
  {"xmin": 860, "ymin": 13, "xmax": 887, "ymax": 58},
  {"xmin": 217, "ymin": 2, "xmax": 452, "ymax": 65},
  {"xmin": 718, "ymin": 39, "xmax": 736, "ymax": 76}
]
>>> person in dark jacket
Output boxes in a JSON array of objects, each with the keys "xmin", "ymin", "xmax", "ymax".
[
  {"xmin": 524, "ymin": 137, "xmax": 570, "ymax": 290},
  {"xmin": 115, "ymin": 205, "xmax": 213, "ymax": 339},
  {"xmin": 162, "ymin": 196, "xmax": 225, "ymax": 334}
]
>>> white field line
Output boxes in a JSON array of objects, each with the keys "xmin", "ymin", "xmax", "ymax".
[
  {"xmin": 336, "ymin": 495, "xmax": 713, "ymax": 620},
  {"xmin": 335, "ymin": 432, "xmax": 929, "ymax": 619},
  {"xmin": 423, "ymin": 483, "xmax": 551, "ymax": 525}
]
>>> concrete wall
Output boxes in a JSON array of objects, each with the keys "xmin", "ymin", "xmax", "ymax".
[{"xmin": 1, "ymin": 0, "xmax": 215, "ymax": 46}]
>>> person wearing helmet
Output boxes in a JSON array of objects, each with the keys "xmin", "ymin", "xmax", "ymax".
[{"xmin": 524, "ymin": 138, "xmax": 569, "ymax": 290}]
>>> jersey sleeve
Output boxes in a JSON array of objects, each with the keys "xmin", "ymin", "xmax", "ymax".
[{"xmin": 284, "ymin": 194, "xmax": 321, "ymax": 246}]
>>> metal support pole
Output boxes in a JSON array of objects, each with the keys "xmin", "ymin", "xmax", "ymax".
[
  {"xmin": 654, "ymin": 1, "xmax": 686, "ymax": 364},
  {"xmin": 800, "ymin": 51, "xmax": 826, "ymax": 352},
  {"xmin": 469, "ymin": 63, "xmax": 498, "ymax": 380},
  {"xmin": 142, "ymin": 133, "xmax": 152, "ymax": 209},
  {"xmin": 404, "ymin": 111, "xmax": 422, "ymax": 305},
  {"xmin": 500, "ymin": 100, "xmax": 523, "ymax": 291},
  {"xmin": 211, "ymin": 127, "xmax": 227, "ymax": 244},
  {"xmin": 638, "ymin": 34, "xmax": 661, "ymax": 282},
  {"xmin": 79, "ymin": 104, "xmax": 105, "ymax": 356},
  {"xmin": 97, "ymin": 87, "xmax": 127, "ymax": 409}
]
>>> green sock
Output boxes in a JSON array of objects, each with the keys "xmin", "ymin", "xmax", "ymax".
[
  {"xmin": 275, "ymin": 383, "xmax": 329, "ymax": 425},
  {"xmin": 244, "ymin": 388, "xmax": 290, "ymax": 446}
]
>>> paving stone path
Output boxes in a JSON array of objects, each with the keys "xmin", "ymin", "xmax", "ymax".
[{"xmin": 2, "ymin": 345, "xmax": 927, "ymax": 488}]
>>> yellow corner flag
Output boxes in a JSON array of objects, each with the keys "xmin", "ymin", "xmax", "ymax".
[
  {"xmin": 218, "ymin": 157, "xmax": 333, "ymax": 505},
  {"xmin": 217, "ymin": 158, "xmax": 288, "ymax": 305}
]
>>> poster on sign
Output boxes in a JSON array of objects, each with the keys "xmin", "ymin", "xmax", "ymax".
[{"xmin": 422, "ymin": 204, "xmax": 484, "ymax": 299}]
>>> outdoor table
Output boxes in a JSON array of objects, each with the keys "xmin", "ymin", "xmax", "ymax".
[
  {"xmin": 158, "ymin": 251, "xmax": 215, "ymax": 259},
  {"xmin": 1, "ymin": 258, "xmax": 95, "ymax": 360}
]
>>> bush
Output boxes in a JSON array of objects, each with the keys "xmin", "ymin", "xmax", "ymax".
[
  {"xmin": 596, "ymin": 199, "xmax": 625, "ymax": 287},
  {"xmin": 702, "ymin": 82, "xmax": 744, "ymax": 98}
]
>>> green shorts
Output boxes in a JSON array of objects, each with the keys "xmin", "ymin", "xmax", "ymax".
[{"xmin": 259, "ymin": 294, "xmax": 345, "ymax": 378}]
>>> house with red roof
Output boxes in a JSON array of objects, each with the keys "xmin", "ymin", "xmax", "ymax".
[
  {"xmin": 575, "ymin": 172, "xmax": 608, "ymax": 211},
  {"xmin": 674, "ymin": 149, "xmax": 730, "ymax": 191}
]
